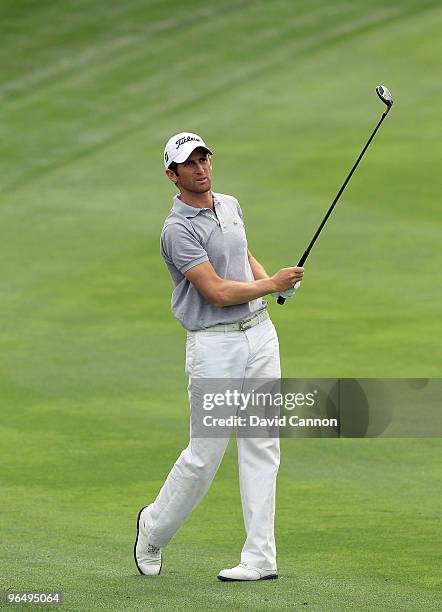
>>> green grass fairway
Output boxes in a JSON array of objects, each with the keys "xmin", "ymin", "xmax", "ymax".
[{"xmin": 1, "ymin": 1, "xmax": 441, "ymax": 610}]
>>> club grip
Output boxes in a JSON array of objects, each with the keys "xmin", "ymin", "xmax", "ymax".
[{"xmin": 277, "ymin": 295, "xmax": 286, "ymax": 305}]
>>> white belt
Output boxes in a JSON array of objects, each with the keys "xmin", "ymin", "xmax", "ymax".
[{"xmin": 198, "ymin": 310, "xmax": 269, "ymax": 332}]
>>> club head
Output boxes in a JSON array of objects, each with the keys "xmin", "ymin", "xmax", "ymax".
[{"xmin": 376, "ymin": 85, "xmax": 393, "ymax": 107}]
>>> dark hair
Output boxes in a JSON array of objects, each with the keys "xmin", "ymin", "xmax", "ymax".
[{"xmin": 168, "ymin": 161, "xmax": 179, "ymax": 175}]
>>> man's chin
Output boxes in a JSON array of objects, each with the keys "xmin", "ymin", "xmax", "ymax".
[{"xmin": 193, "ymin": 181, "xmax": 211, "ymax": 193}]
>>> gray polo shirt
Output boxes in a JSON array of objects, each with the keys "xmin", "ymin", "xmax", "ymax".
[{"xmin": 160, "ymin": 192, "xmax": 267, "ymax": 331}]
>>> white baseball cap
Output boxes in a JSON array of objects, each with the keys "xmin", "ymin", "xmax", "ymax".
[{"xmin": 164, "ymin": 131, "xmax": 213, "ymax": 169}]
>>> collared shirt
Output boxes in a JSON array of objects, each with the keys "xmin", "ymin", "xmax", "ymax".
[{"xmin": 160, "ymin": 192, "xmax": 267, "ymax": 331}]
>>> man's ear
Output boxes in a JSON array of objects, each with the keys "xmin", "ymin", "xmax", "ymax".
[{"xmin": 165, "ymin": 168, "xmax": 178, "ymax": 185}]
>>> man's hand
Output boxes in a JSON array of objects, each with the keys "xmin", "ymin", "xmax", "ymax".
[{"xmin": 270, "ymin": 267, "xmax": 304, "ymax": 292}]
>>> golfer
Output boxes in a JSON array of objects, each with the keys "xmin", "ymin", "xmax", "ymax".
[{"xmin": 134, "ymin": 132, "xmax": 304, "ymax": 581}]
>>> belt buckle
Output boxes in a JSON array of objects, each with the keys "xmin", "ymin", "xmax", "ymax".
[{"xmin": 239, "ymin": 319, "xmax": 253, "ymax": 331}]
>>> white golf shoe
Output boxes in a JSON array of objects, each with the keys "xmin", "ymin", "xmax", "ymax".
[
  {"xmin": 133, "ymin": 506, "xmax": 162, "ymax": 576},
  {"xmin": 217, "ymin": 562, "xmax": 278, "ymax": 582}
]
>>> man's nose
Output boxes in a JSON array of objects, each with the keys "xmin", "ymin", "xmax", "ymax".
[{"xmin": 194, "ymin": 162, "xmax": 205, "ymax": 173}]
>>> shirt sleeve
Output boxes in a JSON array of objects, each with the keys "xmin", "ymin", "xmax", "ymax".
[
  {"xmin": 234, "ymin": 198, "xmax": 245, "ymax": 222},
  {"xmin": 160, "ymin": 222, "xmax": 209, "ymax": 274}
]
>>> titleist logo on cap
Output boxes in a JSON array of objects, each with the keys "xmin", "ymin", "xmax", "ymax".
[
  {"xmin": 164, "ymin": 132, "xmax": 213, "ymax": 168},
  {"xmin": 175, "ymin": 135, "xmax": 201, "ymax": 149}
]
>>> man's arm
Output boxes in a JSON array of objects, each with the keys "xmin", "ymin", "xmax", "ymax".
[
  {"xmin": 185, "ymin": 260, "xmax": 304, "ymax": 308},
  {"xmin": 247, "ymin": 249, "xmax": 269, "ymax": 280}
]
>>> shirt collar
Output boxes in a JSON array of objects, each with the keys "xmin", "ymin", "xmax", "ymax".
[{"xmin": 172, "ymin": 194, "xmax": 216, "ymax": 218}]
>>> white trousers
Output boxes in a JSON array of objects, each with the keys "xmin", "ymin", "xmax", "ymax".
[{"xmin": 143, "ymin": 316, "xmax": 281, "ymax": 570}]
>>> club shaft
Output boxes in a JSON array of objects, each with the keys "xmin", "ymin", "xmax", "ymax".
[{"xmin": 277, "ymin": 107, "xmax": 391, "ymax": 305}]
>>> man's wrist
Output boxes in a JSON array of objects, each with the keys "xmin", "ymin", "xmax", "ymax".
[{"xmin": 257, "ymin": 277, "xmax": 276, "ymax": 295}]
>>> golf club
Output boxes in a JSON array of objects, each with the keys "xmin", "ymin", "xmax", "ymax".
[{"xmin": 277, "ymin": 85, "xmax": 394, "ymax": 305}]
